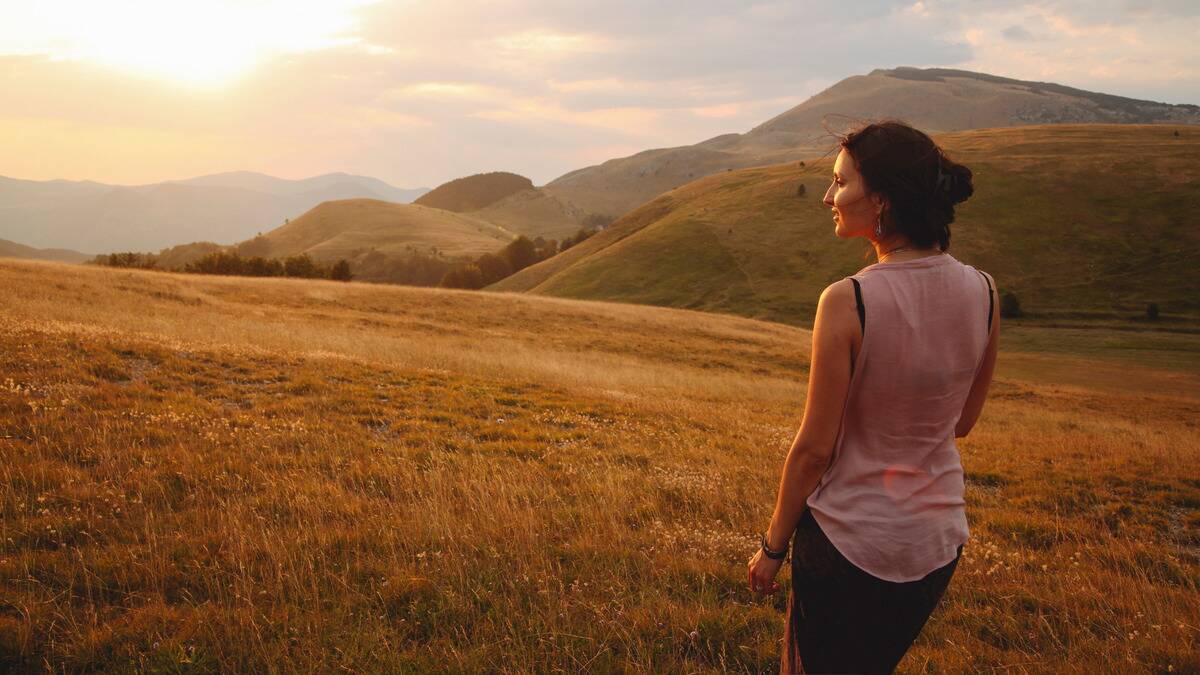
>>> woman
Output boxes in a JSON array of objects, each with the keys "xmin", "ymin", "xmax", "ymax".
[{"xmin": 746, "ymin": 120, "xmax": 1000, "ymax": 674}]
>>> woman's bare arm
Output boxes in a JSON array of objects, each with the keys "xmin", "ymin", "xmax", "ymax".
[
  {"xmin": 955, "ymin": 271, "xmax": 1000, "ymax": 438},
  {"xmin": 763, "ymin": 279, "xmax": 857, "ymax": 551}
]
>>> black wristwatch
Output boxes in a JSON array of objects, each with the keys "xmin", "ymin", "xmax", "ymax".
[{"xmin": 760, "ymin": 533, "xmax": 788, "ymax": 560}]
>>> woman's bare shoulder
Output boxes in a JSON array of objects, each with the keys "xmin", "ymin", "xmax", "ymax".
[{"xmin": 816, "ymin": 278, "xmax": 859, "ymax": 327}]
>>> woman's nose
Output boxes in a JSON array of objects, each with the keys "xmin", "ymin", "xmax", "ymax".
[{"xmin": 823, "ymin": 184, "xmax": 835, "ymax": 206}]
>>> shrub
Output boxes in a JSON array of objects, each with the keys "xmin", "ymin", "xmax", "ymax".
[
  {"xmin": 1146, "ymin": 303, "xmax": 1159, "ymax": 321},
  {"xmin": 475, "ymin": 253, "xmax": 512, "ymax": 286},
  {"xmin": 501, "ymin": 236, "xmax": 539, "ymax": 273},
  {"xmin": 329, "ymin": 259, "xmax": 353, "ymax": 282},
  {"xmin": 185, "ymin": 251, "xmax": 246, "ymax": 275},
  {"xmin": 283, "ymin": 254, "xmax": 323, "ymax": 278},
  {"xmin": 1000, "ymin": 291, "xmax": 1022, "ymax": 319},
  {"xmin": 439, "ymin": 264, "xmax": 485, "ymax": 289},
  {"xmin": 97, "ymin": 252, "xmax": 157, "ymax": 269},
  {"xmin": 243, "ymin": 256, "xmax": 283, "ymax": 277},
  {"xmin": 558, "ymin": 227, "xmax": 598, "ymax": 253}
]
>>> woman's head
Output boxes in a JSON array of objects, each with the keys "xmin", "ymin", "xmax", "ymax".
[{"xmin": 822, "ymin": 119, "xmax": 973, "ymax": 250}]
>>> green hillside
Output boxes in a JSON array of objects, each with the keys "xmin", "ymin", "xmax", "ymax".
[
  {"xmin": 235, "ymin": 198, "xmax": 516, "ymax": 261},
  {"xmin": 491, "ymin": 124, "xmax": 1200, "ymax": 325}
]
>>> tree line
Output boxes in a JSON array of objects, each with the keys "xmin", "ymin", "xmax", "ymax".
[{"xmin": 94, "ymin": 251, "xmax": 353, "ymax": 281}]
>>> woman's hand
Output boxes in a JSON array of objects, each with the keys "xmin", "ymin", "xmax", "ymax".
[{"xmin": 747, "ymin": 548, "xmax": 785, "ymax": 595}]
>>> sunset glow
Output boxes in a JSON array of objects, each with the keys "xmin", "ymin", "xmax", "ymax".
[{"xmin": 0, "ymin": 0, "xmax": 374, "ymax": 86}]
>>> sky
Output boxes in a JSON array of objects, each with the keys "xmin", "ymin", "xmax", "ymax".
[{"xmin": 1, "ymin": 0, "xmax": 1197, "ymax": 188}]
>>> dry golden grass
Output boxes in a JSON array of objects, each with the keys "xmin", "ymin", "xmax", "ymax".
[{"xmin": 1, "ymin": 258, "xmax": 1196, "ymax": 673}]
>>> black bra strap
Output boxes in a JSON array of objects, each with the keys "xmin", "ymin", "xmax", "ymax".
[
  {"xmin": 850, "ymin": 278, "xmax": 864, "ymax": 333},
  {"xmin": 978, "ymin": 270, "xmax": 994, "ymax": 335}
]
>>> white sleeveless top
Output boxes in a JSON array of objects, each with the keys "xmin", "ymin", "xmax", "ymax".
[{"xmin": 805, "ymin": 252, "xmax": 992, "ymax": 582}]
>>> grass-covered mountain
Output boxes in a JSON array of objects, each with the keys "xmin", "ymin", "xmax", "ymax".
[
  {"xmin": 469, "ymin": 187, "xmax": 591, "ymax": 241},
  {"xmin": 0, "ymin": 237, "xmax": 91, "ymax": 263},
  {"xmin": 0, "ymin": 172, "xmax": 428, "ymax": 254},
  {"xmin": 231, "ymin": 198, "xmax": 516, "ymax": 262},
  {"xmin": 411, "ymin": 171, "xmax": 589, "ymax": 242},
  {"xmin": 414, "ymin": 172, "xmax": 534, "ymax": 212},
  {"xmin": 543, "ymin": 67, "xmax": 1200, "ymax": 219},
  {"xmin": 492, "ymin": 124, "xmax": 1200, "ymax": 324}
]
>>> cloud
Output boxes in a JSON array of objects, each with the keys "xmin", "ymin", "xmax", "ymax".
[
  {"xmin": 0, "ymin": 0, "xmax": 1196, "ymax": 188},
  {"xmin": 1001, "ymin": 25, "xmax": 1036, "ymax": 42}
]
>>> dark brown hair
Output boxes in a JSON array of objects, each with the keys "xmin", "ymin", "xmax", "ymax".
[{"xmin": 839, "ymin": 119, "xmax": 973, "ymax": 251}]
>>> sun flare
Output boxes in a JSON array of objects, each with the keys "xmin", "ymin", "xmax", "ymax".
[{"xmin": 1, "ymin": 0, "xmax": 375, "ymax": 87}]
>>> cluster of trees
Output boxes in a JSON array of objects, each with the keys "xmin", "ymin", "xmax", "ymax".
[
  {"xmin": 557, "ymin": 226, "xmax": 598, "ymax": 254},
  {"xmin": 351, "ymin": 249, "xmax": 452, "ymax": 286},
  {"xmin": 94, "ymin": 252, "xmax": 158, "ymax": 269},
  {"xmin": 184, "ymin": 251, "xmax": 352, "ymax": 281},
  {"xmin": 439, "ymin": 235, "xmax": 558, "ymax": 289}
]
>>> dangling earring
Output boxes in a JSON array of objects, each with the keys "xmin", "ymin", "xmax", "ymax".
[{"xmin": 874, "ymin": 211, "xmax": 883, "ymax": 238}]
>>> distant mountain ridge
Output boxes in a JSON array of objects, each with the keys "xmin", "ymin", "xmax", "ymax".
[
  {"xmin": 6, "ymin": 66, "xmax": 1197, "ymax": 261},
  {"xmin": 0, "ymin": 237, "xmax": 91, "ymax": 263},
  {"xmin": 541, "ymin": 66, "xmax": 1200, "ymax": 219},
  {"xmin": 0, "ymin": 172, "xmax": 428, "ymax": 253}
]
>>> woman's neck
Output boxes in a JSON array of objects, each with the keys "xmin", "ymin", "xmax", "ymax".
[{"xmin": 873, "ymin": 238, "xmax": 941, "ymax": 264}]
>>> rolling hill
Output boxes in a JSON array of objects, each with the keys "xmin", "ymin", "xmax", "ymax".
[
  {"xmin": 469, "ymin": 187, "xmax": 590, "ymax": 241},
  {"xmin": 230, "ymin": 198, "xmax": 517, "ymax": 262},
  {"xmin": 0, "ymin": 237, "xmax": 91, "ymax": 263},
  {"xmin": 0, "ymin": 172, "xmax": 428, "ymax": 254},
  {"xmin": 542, "ymin": 67, "xmax": 1200, "ymax": 220},
  {"xmin": 492, "ymin": 124, "xmax": 1200, "ymax": 324},
  {"xmin": 409, "ymin": 171, "xmax": 591, "ymax": 242},
  {"xmin": 413, "ymin": 171, "xmax": 533, "ymax": 212}
]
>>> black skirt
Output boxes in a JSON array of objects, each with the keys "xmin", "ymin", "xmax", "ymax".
[{"xmin": 781, "ymin": 508, "xmax": 963, "ymax": 675}]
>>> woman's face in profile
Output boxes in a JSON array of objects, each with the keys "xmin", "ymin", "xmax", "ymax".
[{"xmin": 823, "ymin": 149, "xmax": 880, "ymax": 239}]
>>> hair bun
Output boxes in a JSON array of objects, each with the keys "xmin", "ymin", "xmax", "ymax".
[{"xmin": 943, "ymin": 160, "xmax": 973, "ymax": 205}]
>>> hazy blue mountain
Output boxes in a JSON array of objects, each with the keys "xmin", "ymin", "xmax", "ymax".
[
  {"xmin": 0, "ymin": 172, "xmax": 429, "ymax": 253},
  {"xmin": 0, "ymin": 237, "xmax": 92, "ymax": 263}
]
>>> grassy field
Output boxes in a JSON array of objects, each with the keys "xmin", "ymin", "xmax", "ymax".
[
  {"xmin": 1, "ymin": 258, "xmax": 1197, "ymax": 673},
  {"xmin": 493, "ymin": 124, "xmax": 1200, "ymax": 327}
]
